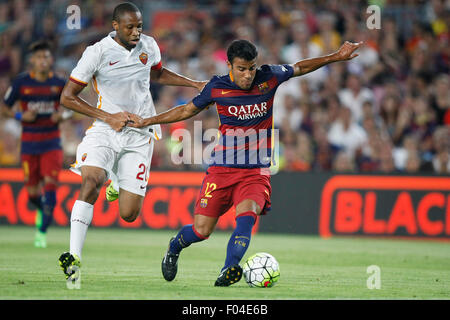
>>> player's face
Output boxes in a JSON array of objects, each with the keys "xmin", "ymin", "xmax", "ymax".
[
  {"xmin": 113, "ymin": 11, "xmax": 143, "ymax": 50},
  {"xmin": 30, "ymin": 50, "xmax": 53, "ymax": 74},
  {"xmin": 228, "ymin": 57, "xmax": 257, "ymax": 90}
]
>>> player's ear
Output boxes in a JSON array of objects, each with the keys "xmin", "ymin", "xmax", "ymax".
[
  {"xmin": 226, "ymin": 60, "xmax": 232, "ymax": 71},
  {"xmin": 112, "ymin": 20, "xmax": 119, "ymax": 32},
  {"xmin": 29, "ymin": 52, "xmax": 37, "ymax": 66}
]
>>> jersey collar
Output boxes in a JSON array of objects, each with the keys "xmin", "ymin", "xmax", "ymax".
[
  {"xmin": 229, "ymin": 71, "xmax": 234, "ymax": 82},
  {"xmin": 107, "ymin": 31, "xmax": 141, "ymax": 53},
  {"xmin": 227, "ymin": 71, "xmax": 256, "ymax": 91},
  {"xmin": 29, "ymin": 71, "xmax": 53, "ymax": 81}
]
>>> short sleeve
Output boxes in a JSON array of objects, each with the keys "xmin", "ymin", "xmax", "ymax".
[
  {"xmin": 150, "ymin": 38, "xmax": 162, "ymax": 71},
  {"xmin": 192, "ymin": 79, "xmax": 215, "ymax": 110},
  {"xmin": 70, "ymin": 44, "xmax": 101, "ymax": 86},
  {"xmin": 3, "ymin": 78, "xmax": 21, "ymax": 107},
  {"xmin": 268, "ymin": 64, "xmax": 294, "ymax": 85}
]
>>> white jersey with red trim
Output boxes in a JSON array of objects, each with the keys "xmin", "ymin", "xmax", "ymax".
[{"xmin": 70, "ymin": 31, "xmax": 162, "ymax": 140}]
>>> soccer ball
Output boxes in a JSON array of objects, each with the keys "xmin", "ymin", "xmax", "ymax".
[{"xmin": 242, "ymin": 252, "xmax": 280, "ymax": 288}]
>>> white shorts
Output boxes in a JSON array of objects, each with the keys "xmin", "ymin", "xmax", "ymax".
[{"xmin": 71, "ymin": 126, "xmax": 154, "ymax": 196}]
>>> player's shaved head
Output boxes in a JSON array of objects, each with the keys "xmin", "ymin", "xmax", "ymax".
[
  {"xmin": 112, "ymin": 2, "xmax": 142, "ymax": 51},
  {"xmin": 112, "ymin": 2, "xmax": 140, "ymax": 23}
]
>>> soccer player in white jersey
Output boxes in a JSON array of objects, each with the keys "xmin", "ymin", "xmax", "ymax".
[{"xmin": 58, "ymin": 2, "xmax": 206, "ymax": 283}]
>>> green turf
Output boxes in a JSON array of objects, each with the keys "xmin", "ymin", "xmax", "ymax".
[{"xmin": 0, "ymin": 225, "xmax": 449, "ymax": 299}]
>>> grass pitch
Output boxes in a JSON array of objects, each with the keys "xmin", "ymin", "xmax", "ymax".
[{"xmin": 0, "ymin": 225, "xmax": 449, "ymax": 300}]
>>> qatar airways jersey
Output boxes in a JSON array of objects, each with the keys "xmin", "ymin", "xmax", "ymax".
[
  {"xmin": 3, "ymin": 72, "xmax": 65, "ymax": 155},
  {"xmin": 69, "ymin": 31, "xmax": 162, "ymax": 140},
  {"xmin": 193, "ymin": 64, "xmax": 294, "ymax": 168}
]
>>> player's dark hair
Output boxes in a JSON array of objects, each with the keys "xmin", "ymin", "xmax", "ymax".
[
  {"xmin": 227, "ymin": 40, "xmax": 258, "ymax": 65},
  {"xmin": 28, "ymin": 40, "xmax": 52, "ymax": 54},
  {"xmin": 112, "ymin": 2, "xmax": 140, "ymax": 22}
]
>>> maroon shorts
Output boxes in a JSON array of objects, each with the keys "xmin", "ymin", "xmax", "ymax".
[
  {"xmin": 21, "ymin": 149, "xmax": 63, "ymax": 186},
  {"xmin": 194, "ymin": 166, "xmax": 272, "ymax": 218}
]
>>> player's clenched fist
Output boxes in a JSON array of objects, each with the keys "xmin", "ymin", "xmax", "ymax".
[
  {"xmin": 106, "ymin": 112, "xmax": 132, "ymax": 132},
  {"xmin": 124, "ymin": 112, "xmax": 145, "ymax": 128},
  {"xmin": 21, "ymin": 110, "xmax": 38, "ymax": 122}
]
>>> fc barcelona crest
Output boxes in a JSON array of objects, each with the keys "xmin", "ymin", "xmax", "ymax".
[
  {"xmin": 200, "ymin": 198, "xmax": 208, "ymax": 208},
  {"xmin": 81, "ymin": 153, "xmax": 87, "ymax": 162},
  {"xmin": 258, "ymin": 81, "xmax": 270, "ymax": 94},
  {"xmin": 51, "ymin": 86, "xmax": 61, "ymax": 94},
  {"xmin": 139, "ymin": 52, "xmax": 148, "ymax": 65}
]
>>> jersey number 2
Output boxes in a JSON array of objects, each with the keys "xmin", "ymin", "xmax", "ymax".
[{"xmin": 136, "ymin": 163, "xmax": 147, "ymax": 181}]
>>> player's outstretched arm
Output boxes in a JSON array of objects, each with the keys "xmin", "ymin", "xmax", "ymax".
[
  {"xmin": 151, "ymin": 67, "xmax": 207, "ymax": 92},
  {"xmin": 60, "ymin": 80, "xmax": 131, "ymax": 132},
  {"xmin": 127, "ymin": 101, "xmax": 202, "ymax": 128},
  {"xmin": 292, "ymin": 41, "xmax": 363, "ymax": 77}
]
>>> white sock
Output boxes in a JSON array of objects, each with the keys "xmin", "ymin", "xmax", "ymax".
[{"xmin": 70, "ymin": 200, "xmax": 94, "ymax": 260}]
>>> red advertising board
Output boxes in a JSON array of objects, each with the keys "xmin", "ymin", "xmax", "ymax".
[
  {"xmin": 0, "ymin": 169, "xmax": 260, "ymax": 232},
  {"xmin": 319, "ymin": 175, "xmax": 450, "ymax": 239},
  {"xmin": 2, "ymin": 169, "xmax": 448, "ymax": 239}
]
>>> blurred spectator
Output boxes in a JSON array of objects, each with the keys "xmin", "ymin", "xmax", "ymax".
[
  {"xmin": 360, "ymin": 128, "xmax": 382, "ymax": 172},
  {"xmin": 430, "ymin": 74, "xmax": 450, "ymax": 126},
  {"xmin": 327, "ymin": 106, "xmax": 368, "ymax": 158},
  {"xmin": 338, "ymin": 73, "xmax": 375, "ymax": 123},
  {"xmin": 312, "ymin": 124, "xmax": 334, "ymax": 171},
  {"xmin": 393, "ymin": 134, "xmax": 420, "ymax": 171},
  {"xmin": 378, "ymin": 141, "xmax": 396, "ymax": 173},
  {"xmin": 332, "ymin": 150, "xmax": 355, "ymax": 172},
  {"xmin": 0, "ymin": 32, "xmax": 20, "ymax": 77},
  {"xmin": 0, "ymin": 118, "xmax": 20, "ymax": 165},
  {"xmin": 279, "ymin": 94, "xmax": 302, "ymax": 131},
  {"xmin": 431, "ymin": 126, "xmax": 450, "ymax": 174},
  {"xmin": 433, "ymin": 150, "xmax": 450, "ymax": 174},
  {"xmin": 366, "ymin": 20, "xmax": 404, "ymax": 83},
  {"xmin": 281, "ymin": 21, "xmax": 327, "ymax": 90},
  {"xmin": 288, "ymin": 130, "xmax": 313, "ymax": 171},
  {"xmin": 409, "ymin": 96, "xmax": 437, "ymax": 156},
  {"xmin": 379, "ymin": 94, "xmax": 399, "ymax": 131},
  {"xmin": 404, "ymin": 151, "xmax": 422, "ymax": 173},
  {"xmin": 310, "ymin": 12, "xmax": 341, "ymax": 53},
  {"xmin": 324, "ymin": 95, "xmax": 341, "ymax": 125},
  {"xmin": 348, "ymin": 28, "xmax": 379, "ymax": 74},
  {"xmin": 280, "ymin": 123, "xmax": 297, "ymax": 162},
  {"xmin": 88, "ymin": 2, "xmax": 110, "ymax": 35}
]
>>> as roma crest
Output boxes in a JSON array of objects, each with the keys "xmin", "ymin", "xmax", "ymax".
[
  {"xmin": 139, "ymin": 52, "xmax": 148, "ymax": 65},
  {"xmin": 51, "ymin": 86, "xmax": 61, "ymax": 94}
]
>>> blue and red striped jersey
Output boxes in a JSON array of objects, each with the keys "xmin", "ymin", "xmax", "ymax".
[
  {"xmin": 3, "ymin": 72, "xmax": 66, "ymax": 155},
  {"xmin": 192, "ymin": 64, "xmax": 294, "ymax": 168}
]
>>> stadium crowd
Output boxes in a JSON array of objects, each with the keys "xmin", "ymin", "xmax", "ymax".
[{"xmin": 0, "ymin": 0, "xmax": 449, "ymax": 174}]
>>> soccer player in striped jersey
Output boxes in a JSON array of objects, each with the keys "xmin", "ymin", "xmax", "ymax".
[
  {"xmin": 128, "ymin": 39, "xmax": 362, "ymax": 286},
  {"xmin": 1, "ymin": 40, "xmax": 69, "ymax": 248}
]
